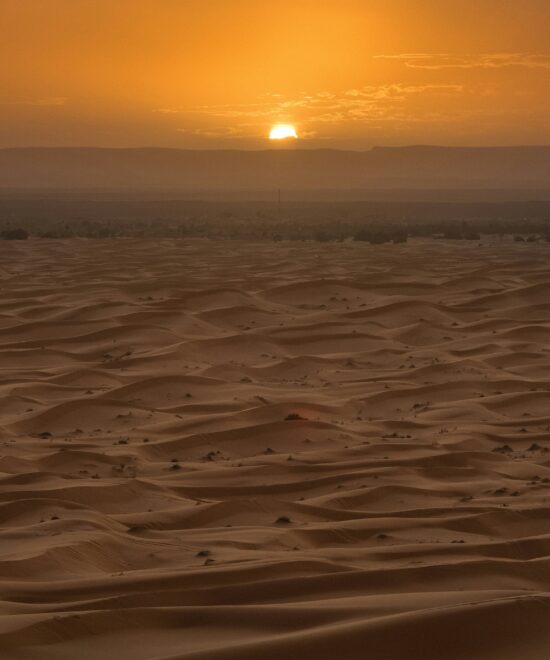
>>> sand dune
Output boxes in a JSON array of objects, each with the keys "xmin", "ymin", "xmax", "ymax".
[{"xmin": 1, "ymin": 237, "xmax": 550, "ymax": 659}]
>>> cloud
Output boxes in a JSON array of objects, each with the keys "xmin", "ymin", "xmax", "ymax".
[
  {"xmin": 177, "ymin": 126, "xmax": 247, "ymax": 138},
  {"xmin": 0, "ymin": 97, "xmax": 67, "ymax": 106},
  {"xmin": 345, "ymin": 84, "xmax": 463, "ymax": 100},
  {"xmin": 374, "ymin": 53, "xmax": 550, "ymax": 70},
  {"xmin": 155, "ymin": 54, "xmax": 550, "ymax": 142},
  {"xmin": 160, "ymin": 83, "xmax": 466, "ymax": 134}
]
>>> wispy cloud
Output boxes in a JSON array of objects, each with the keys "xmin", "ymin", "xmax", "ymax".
[
  {"xmin": 177, "ymin": 126, "xmax": 248, "ymax": 138},
  {"xmin": 155, "ymin": 52, "xmax": 550, "ymax": 142},
  {"xmin": 159, "ymin": 83, "xmax": 466, "ymax": 137},
  {"xmin": 344, "ymin": 84, "xmax": 463, "ymax": 100},
  {"xmin": 375, "ymin": 53, "xmax": 550, "ymax": 70},
  {"xmin": 0, "ymin": 97, "xmax": 67, "ymax": 106}
]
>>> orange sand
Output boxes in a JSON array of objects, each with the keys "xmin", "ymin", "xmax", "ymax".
[{"xmin": 1, "ymin": 237, "xmax": 550, "ymax": 659}]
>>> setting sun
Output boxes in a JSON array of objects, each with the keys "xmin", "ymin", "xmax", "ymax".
[{"xmin": 269, "ymin": 124, "xmax": 298, "ymax": 140}]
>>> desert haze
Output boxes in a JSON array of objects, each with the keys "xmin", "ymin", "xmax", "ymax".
[
  {"xmin": 3, "ymin": 147, "xmax": 550, "ymax": 191},
  {"xmin": 2, "ymin": 236, "xmax": 550, "ymax": 659}
]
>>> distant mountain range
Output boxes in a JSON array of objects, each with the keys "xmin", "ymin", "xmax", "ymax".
[{"xmin": 2, "ymin": 146, "xmax": 550, "ymax": 193}]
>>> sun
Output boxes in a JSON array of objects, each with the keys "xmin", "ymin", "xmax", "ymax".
[{"xmin": 269, "ymin": 124, "xmax": 298, "ymax": 140}]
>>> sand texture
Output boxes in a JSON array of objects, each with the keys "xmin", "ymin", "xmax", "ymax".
[{"xmin": 1, "ymin": 237, "xmax": 550, "ymax": 659}]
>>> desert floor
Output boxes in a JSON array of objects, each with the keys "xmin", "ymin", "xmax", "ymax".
[{"xmin": 1, "ymin": 237, "xmax": 550, "ymax": 659}]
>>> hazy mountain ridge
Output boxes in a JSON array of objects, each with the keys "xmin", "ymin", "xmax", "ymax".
[{"xmin": 2, "ymin": 146, "xmax": 550, "ymax": 191}]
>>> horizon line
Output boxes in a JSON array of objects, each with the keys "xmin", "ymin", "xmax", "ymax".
[{"xmin": 3, "ymin": 144, "xmax": 550, "ymax": 152}]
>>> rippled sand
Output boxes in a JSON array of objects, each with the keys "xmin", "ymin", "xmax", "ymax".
[{"xmin": 2, "ymin": 237, "xmax": 550, "ymax": 659}]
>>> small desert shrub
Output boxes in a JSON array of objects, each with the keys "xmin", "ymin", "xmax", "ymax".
[{"xmin": 285, "ymin": 413, "xmax": 306, "ymax": 421}]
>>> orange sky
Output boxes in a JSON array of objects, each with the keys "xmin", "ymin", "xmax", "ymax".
[{"xmin": 2, "ymin": 0, "xmax": 550, "ymax": 148}]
